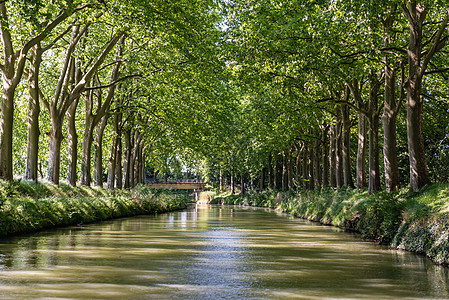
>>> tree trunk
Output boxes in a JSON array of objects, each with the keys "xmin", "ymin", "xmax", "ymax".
[
  {"xmin": 107, "ymin": 134, "xmax": 117, "ymax": 189},
  {"xmin": 382, "ymin": 62, "xmax": 400, "ymax": 193},
  {"xmin": 329, "ymin": 124, "xmax": 337, "ymax": 187},
  {"xmin": 402, "ymin": 3, "xmax": 435, "ymax": 191},
  {"xmin": 313, "ymin": 139, "xmax": 321, "ymax": 190},
  {"xmin": 123, "ymin": 129, "xmax": 132, "ymax": 188},
  {"xmin": 268, "ymin": 153, "xmax": 273, "ymax": 188},
  {"xmin": 356, "ymin": 112, "xmax": 367, "ymax": 191},
  {"xmin": 309, "ymin": 145, "xmax": 315, "ymax": 190},
  {"xmin": 302, "ymin": 146, "xmax": 309, "ymax": 189},
  {"xmin": 130, "ymin": 133, "xmax": 142, "ymax": 188},
  {"xmin": 341, "ymin": 104, "xmax": 354, "ymax": 188},
  {"xmin": 367, "ymin": 72, "xmax": 382, "ymax": 194},
  {"xmin": 139, "ymin": 145, "xmax": 145, "ymax": 184},
  {"xmin": 282, "ymin": 151, "xmax": 288, "ymax": 190},
  {"xmin": 81, "ymin": 136, "xmax": 94, "ymax": 179},
  {"xmin": 47, "ymin": 118, "xmax": 64, "ymax": 184},
  {"xmin": 382, "ymin": 9, "xmax": 401, "ymax": 193},
  {"xmin": 0, "ymin": 77, "xmax": 15, "ymax": 180},
  {"xmin": 114, "ymin": 134, "xmax": 123, "ymax": 189},
  {"xmin": 230, "ymin": 171, "xmax": 235, "ymax": 194},
  {"xmin": 80, "ymin": 98, "xmax": 94, "ymax": 186},
  {"xmin": 295, "ymin": 147, "xmax": 302, "ymax": 188},
  {"xmin": 241, "ymin": 174, "xmax": 245, "ymax": 195},
  {"xmin": 0, "ymin": 3, "xmax": 72, "ymax": 181},
  {"xmin": 260, "ymin": 167, "xmax": 265, "ymax": 190},
  {"xmin": 368, "ymin": 115, "xmax": 381, "ymax": 194},
  {"xmin": 66, "ymin": 99, "xmax": 79, "ymax": 186},
  {"xmin": 219, "ymin": 168, "xmax": 224, "ymax": 191},
  {"xmin": 24, "ymin": 44, "xmax": 42, "ymax": 182},
  {"xmin": 335, "ymin": 109, "xmax": 344, "ymax": 188},
  {"xmin": 322, "ymin": 126, "xmax": 329, "ymax": 187},
  {"xmin": 288, "ymin": 147, "xmax": 294, "ymax": 189},
  {"xmin": 94, "ymin": 115, "xmax": 108, "ymax": 186},
  {"xmin": 273, "ymin": 154, "xmax": 279, "ymax": 190}
]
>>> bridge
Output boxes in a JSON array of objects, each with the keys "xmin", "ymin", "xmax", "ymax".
[{"xmin": 146, "ymin": 182, "xmax": 207, "ymax": 190}]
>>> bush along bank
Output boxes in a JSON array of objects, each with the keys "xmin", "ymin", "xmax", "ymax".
[
  {"xmin": 210, "ymin": 184, "xmax": 449, "ymax": 265},
  {"xmin": 0, "ymin": 180, "xmax": 189, "ymax": 237}
]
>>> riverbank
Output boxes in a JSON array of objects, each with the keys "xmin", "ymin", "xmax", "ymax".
[
  {"xmin": 206, "ymin": 184, "xmax": 449, "ymax": 265},
  {"xmin": 0, "ymin": 180, "xmax": 189, "ymax": 237}
]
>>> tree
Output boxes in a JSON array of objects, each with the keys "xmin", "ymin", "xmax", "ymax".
[
  {"xmin": 401, "ymin": 2, "xmax": 448, "ymax": 191},
  {"xmin": 0, "ymin": 1, "xmax": 86, "ymax": 180}
]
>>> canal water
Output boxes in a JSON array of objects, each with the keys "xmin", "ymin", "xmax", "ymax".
[{"xmin": 0, "ymin": 205, "xmax": 448, "ymax": 299}]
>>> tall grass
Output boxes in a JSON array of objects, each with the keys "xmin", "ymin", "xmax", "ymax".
[{"xmin": 0, "ymin": 180, "xmax": 189, "ymax": 237}]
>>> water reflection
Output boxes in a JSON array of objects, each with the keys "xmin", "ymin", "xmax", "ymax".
[{"xmin": 0, "ymin": 205, "xmax": 447, "ymax": 299}]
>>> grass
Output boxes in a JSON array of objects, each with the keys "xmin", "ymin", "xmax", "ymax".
[
  {"xmin": 208, "ymin": 183, "xmax": 449, "ymax": 265},
  {"xmin": 0, "ymin": 180, "xmax": 190, "ymax": 237}
]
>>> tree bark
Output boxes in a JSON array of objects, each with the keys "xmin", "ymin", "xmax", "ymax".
[
  {"xmin": 282, "ymin": 151, "xmax": 288, "ymax": 190},
  {"xmin": 268, "ymin": 153, "xmax": 273, "ymax": 188},
  {"xmin": 367, "ymin": 72, "xmax": 383, "ymax": 194},
  {"xmin": 47, "ymin": 118, "xmax": 63, "ymax": 184},
  {"xmin": 400, "ymin": 3, "xmax": 446, "ymax": 190},
  {"xmin": 107, "ymin": 133, "xmax": 117, "ymax": 189},
  {"xmin": 308, "ymin": 145, "xmax": 315, "ymax": 190},
  {"xmin": 0, "ymin": 3, "xmax": 72, "ymax": 180},
  {"xmin": 313, "ymin": 139, "xmax": 321, "ymax": 190},
  {"xmin": 273, "ymin": 154, "xmax": 280, "ymax": 190},
  {"xmin": 356, "ymin": 112, "xmax": 367, "ymax": 191},
  {"xmin": 230, "ymin": 171, "xmax": 235, "ymax": 194},
  {"xmin": 302, "ymin": 146, "xmax": 309, "ymax": 189},
  {"xmin": 329, "ymin": 125, "xmax": 337, "ymax": 187},
  {"xmin": 219, "ymin": 168, "xmax": 224, "ymax": 191},
  {"xmin": 382, "ymin": 13, "xmax": 401, "ymax": 193},
  {"xmin": 322, "ymin": 126, "xmax": 329, "ymax": 187},
  {"xmin": 335, "ymin": 108, "xmax": 344, "ymax": 189},
  {"xmin": 114, "ymin": 130, "xmax": 123, "ymax": 189},
  {"xmin": 260, "ymin": 167, "xmax": 265, "ymax": 190},
  {"xmin": 24, "ymin": 44, "xmax": 42, "ymax": 182},
  {"xmin": 288, "ymin": 147, "xmax": 294, "ymax": 189},
  {"xmin": 341, "ymin": 103, "xmax": 355, "ymax": 188},
  {"xmin": 295, "ymin": 146, "xmax": 303, "ymax": 188},
  {"xmin": 66, "ymin": 98, "xmax": 80, "ymax": 186},
  {"xmin": 94, "ymin": 115, "xmax": 108, "ymax": 186},
  {"xmin": 123, "ymin": 129, "xmax": 132, "ymax": 188}
]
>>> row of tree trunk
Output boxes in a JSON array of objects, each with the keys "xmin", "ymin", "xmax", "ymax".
[{"xmin": 0, "ymin": 4, "xmax": 150, "ymax": 189}]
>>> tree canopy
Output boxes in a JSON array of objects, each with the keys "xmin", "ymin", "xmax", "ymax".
[{"xmin": 0, "ymin": 0, "xmax": 448, "ymax": 193}]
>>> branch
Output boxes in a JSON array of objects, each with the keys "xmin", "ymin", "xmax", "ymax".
[
  {"xmin": 65, "ymin": 31, "xmax": 124, "ymax": 113},
  {"xmin": 424, "ymin": 67, "xmax": 449, "ymax": 75},
  {"xmin": 0, "ymin": 3, "xmax": 14, "ymax": 59},
  {"xmin": 379, "ymin": 46, "xmax": 407, "ymax": 55},
  {"xmin": 42, "ymin": 23, "xmax": 73, "ymax": 52},
  {"xmin": 421, "ymin": 9, "xmax": 449, "ymax": 74},
  {"xmin": 84, "ymin": 74, "xmax": 141, "ymax": 91}
]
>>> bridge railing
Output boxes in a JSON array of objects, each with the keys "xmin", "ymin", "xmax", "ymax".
[{"xmin": 145, "ymin": 178, "xmax": 205, "ymax": 184}]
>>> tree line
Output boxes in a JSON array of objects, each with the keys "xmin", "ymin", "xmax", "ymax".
[
  {"xmin": 2, "ymin": 1, "xmax": 449, "ymax": 195},
  {"xmin": 0, "ymin": 0, "xmax": 226, "ymax": 188},
  {"xmin": 212, "ymin": 0, "xmax": 449, "ymax": 194}
]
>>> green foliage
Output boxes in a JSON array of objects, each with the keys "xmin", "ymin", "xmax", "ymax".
[{"xmin": 0, "ymin": 180, "xmax": 189, "ymax": 237}]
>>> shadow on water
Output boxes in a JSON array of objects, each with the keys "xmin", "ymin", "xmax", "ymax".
[{"xmin": 0, "ymin": 204, "xmax": 448, "ymax": 299}]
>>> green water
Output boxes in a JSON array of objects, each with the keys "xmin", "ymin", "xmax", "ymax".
[{"xmin": 0, "ymin": 205, "xmax": 448, "ymax": 299}]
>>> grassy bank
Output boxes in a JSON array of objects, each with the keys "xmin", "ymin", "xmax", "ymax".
[
  {"xmin": 207, "ymin": 184, "xmax": 449, "ymax": 265},
  {"xmin": 0, "ymin": 180, "xmax": 189, "ymax": 237}
]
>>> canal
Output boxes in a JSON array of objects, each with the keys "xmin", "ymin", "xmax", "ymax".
[{"xmin": 0, "ymin": 205, "xmax": 448, "ymax": 299}]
